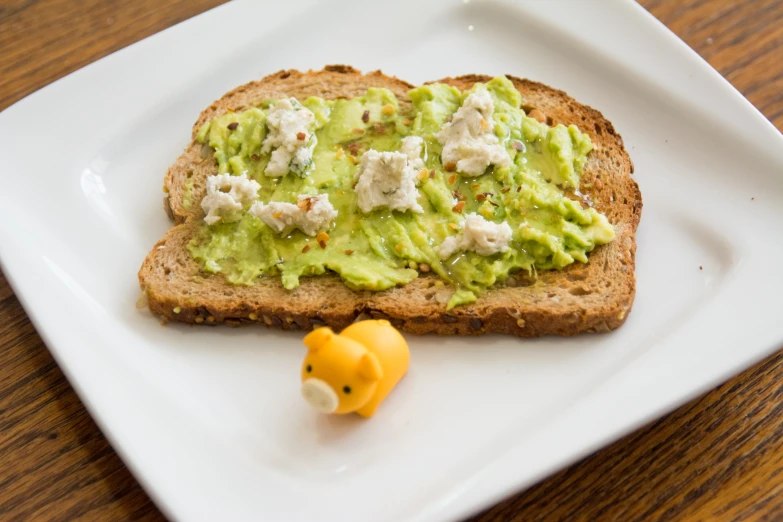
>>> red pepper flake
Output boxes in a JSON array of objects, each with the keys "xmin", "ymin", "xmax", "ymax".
[
  {"xmin": 512, "ymin": 141, "xmax": 524, "ymax": 151},
  {"xmin": 453, "ymin": 190, "xmax": 466, "ymax": 201},
  {"xmin": 444, "ymin": 161, "xmax": 457, "ymax": 172},
  {"xmin": 471, "ymin": 184, "xmax": 480, "ymax": 190},
  {"xmin": 227, "ymin": 122, "xmax": 238, "ymax": 130},
  {"xmin": 297, "ymin": 197, "xmax": 314, "ymax": 212},
  {"xmin": 345, "ymin": 249, "xmax": 355, "ymax": 255},
  {"xmin": 476, "ymin": 193, "xmax": 487, "ymax": 202},
  {"xmin": 452, "ymin": 201, "xmax": 465, "ymax": 213},
  {"xmin": 346, "ymin": 141, "xmax": 362, "ymax": 154},
  {"xmin": 296, "ymin": 132, "xmax": 307, "ymax": 141},
  {"xmin": 302, "ymin": 244, "xmax": 311, "ymax": 253},
  {"xmin": 316, "ymin": 231, "xmax": 329, "ymax": 249},
  {"xmin": 373, "ymin": 122, "xmax": 386, "ymax": 135},
  {"xmin": 501, "ymin": 187, "xmax": 511, "ymax": 193},
  {"xmin": 352, "ymin": 128, "xmax": 365, "ymax": 134},
  {"xmin": 489, "ymin": 201, "xmax": 499, "ymax": 207},
  {"xmin": 361, "ymin": 110, "xmax": 370, "ymax": 123},
  {"xmin": 448, "ymin": 174, "xmax": 457, "ymax": 184},
  {"xmin": 251, "ymin": 154, "xmax": 260, "ymax": 161},
  {"xmin": 429, "ymin": 170, "xmax": 435, "ymax": 179},
  {"xmin": 517, "ymin": 186, "xmax": 522, "ymax": 192}
]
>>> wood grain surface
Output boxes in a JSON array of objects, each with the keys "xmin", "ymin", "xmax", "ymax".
[{"xmin": 1, "ymin": 1, "xmax": 781, "ymax": 520}]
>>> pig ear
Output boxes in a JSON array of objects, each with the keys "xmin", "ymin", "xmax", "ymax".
[
  {"xmin": 303, "ymin": 327, "xmax": 334, "ymax": 353},
  {"xmin": 357, "ymin": 353, "xmax": 383, "ymax": 382}
]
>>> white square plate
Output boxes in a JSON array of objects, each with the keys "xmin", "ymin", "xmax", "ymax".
[{"xmin": 2, "ymin": 0, "xmax": 782, "ymax": 520}]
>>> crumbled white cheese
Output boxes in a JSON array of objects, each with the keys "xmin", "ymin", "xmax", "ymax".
[
  {"xmin": 437, "ymin": 236, "xmax": 460, "ymax": 260},
  {"xmin": 436, "ymin": 89, "xmax": 510, "ymax": 176},
  {"xmin": 249, "ymin": 194, "xmax": 337, "ymax": 236},
  {"xmin": 437, "ymin": 213, "xmax": 512, "ymax": 259},
  {"xmin": 354, "ymin": 149, "xmax": 423, "ymax": 213},
  {"xmin": 261, "ymin": 98, "xmax": 316, "ymax": 177},
  {"xmin": 201, "ymin": 173, "xmax": 260, "ymax": 225},
  {"xmin": 400, "ymin": 135, "xmax": 425, "ymax": 171}
]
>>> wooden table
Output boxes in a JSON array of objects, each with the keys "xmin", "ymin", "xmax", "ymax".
[{"xmin": 1, "ymin": 0, "xmax": 781, "ymax": 519}]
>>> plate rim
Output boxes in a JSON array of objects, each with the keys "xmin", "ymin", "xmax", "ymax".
[{"xmin": 1, "ymin": 0, "xmax": 783, "ymax": 521}]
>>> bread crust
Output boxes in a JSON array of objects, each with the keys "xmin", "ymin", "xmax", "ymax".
[{"xmin": 142, "ymin": 66, "xmax": 642, "ymax": 337}]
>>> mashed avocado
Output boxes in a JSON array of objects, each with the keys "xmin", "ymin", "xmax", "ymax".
[{"xmin": 189, "ymin": 77, "xmax": 614, "ymax": 308}]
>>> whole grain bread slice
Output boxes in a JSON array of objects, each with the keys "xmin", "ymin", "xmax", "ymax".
[{"xmin": 141, "ymin": 66, "xmax": 642, "ymax": 337}]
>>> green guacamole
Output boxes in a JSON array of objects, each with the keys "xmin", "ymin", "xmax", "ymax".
[{"xmin": 188, "ymin": 76, "xmax": 614, "ymax": 309}]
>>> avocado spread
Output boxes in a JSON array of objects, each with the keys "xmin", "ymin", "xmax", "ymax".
[{"xmin": 188, "ymin": 76, "xmax": 614, "ymax": 309}]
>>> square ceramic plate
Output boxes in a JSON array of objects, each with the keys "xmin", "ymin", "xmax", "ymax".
[{"xmin": 1, "ymin": 0, "xmax": 782, "ymax": 520}]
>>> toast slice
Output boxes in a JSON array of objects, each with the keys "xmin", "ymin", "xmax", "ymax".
[{"xmin": 140, "ymin": 66, "xmax": 641, "ymax": 337}]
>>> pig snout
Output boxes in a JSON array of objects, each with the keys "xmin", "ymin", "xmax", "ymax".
[{"xmin": 301, "ymin": 378, "xmax": 339, "ymax": 414}]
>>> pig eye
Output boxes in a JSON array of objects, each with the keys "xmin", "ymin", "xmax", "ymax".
[
  {"xmin": 343, "ymin": 386, "xmax": 351, "ymax": 394},
  {"xmin": 306, "ymin": 365, "xmax": 312, "ymax": 373}
]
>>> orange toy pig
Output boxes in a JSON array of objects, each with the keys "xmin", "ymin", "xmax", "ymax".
[{"xmin": 300, "ymin": 320, "xmax": 410, "ymax": 418}]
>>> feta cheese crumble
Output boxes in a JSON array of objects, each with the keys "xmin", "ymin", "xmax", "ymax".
[
  {"xmin": 400, "ymin": 135, "xmax": 425, "ymax": 171},
  {"xmin": 201, "ymin": 173, "xmax": 261, "ymax": 225},
  {"xmin": 249, "ymin": 194, "xmax": 337, "ymax": 236},
  {"xmin": 354, "ymin": 149, "xmax": 423, "ymax": 214},
  {"xmin": 436, "ymin": 89, "xmax": 510, "ymax": 176},
  {"xmin": 261, "ymin": 98, "xmax": 316, "ymax": 177},
  {"xmin": 437, "ymin": 212, "xmax": 512, "ymax": 259}
]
